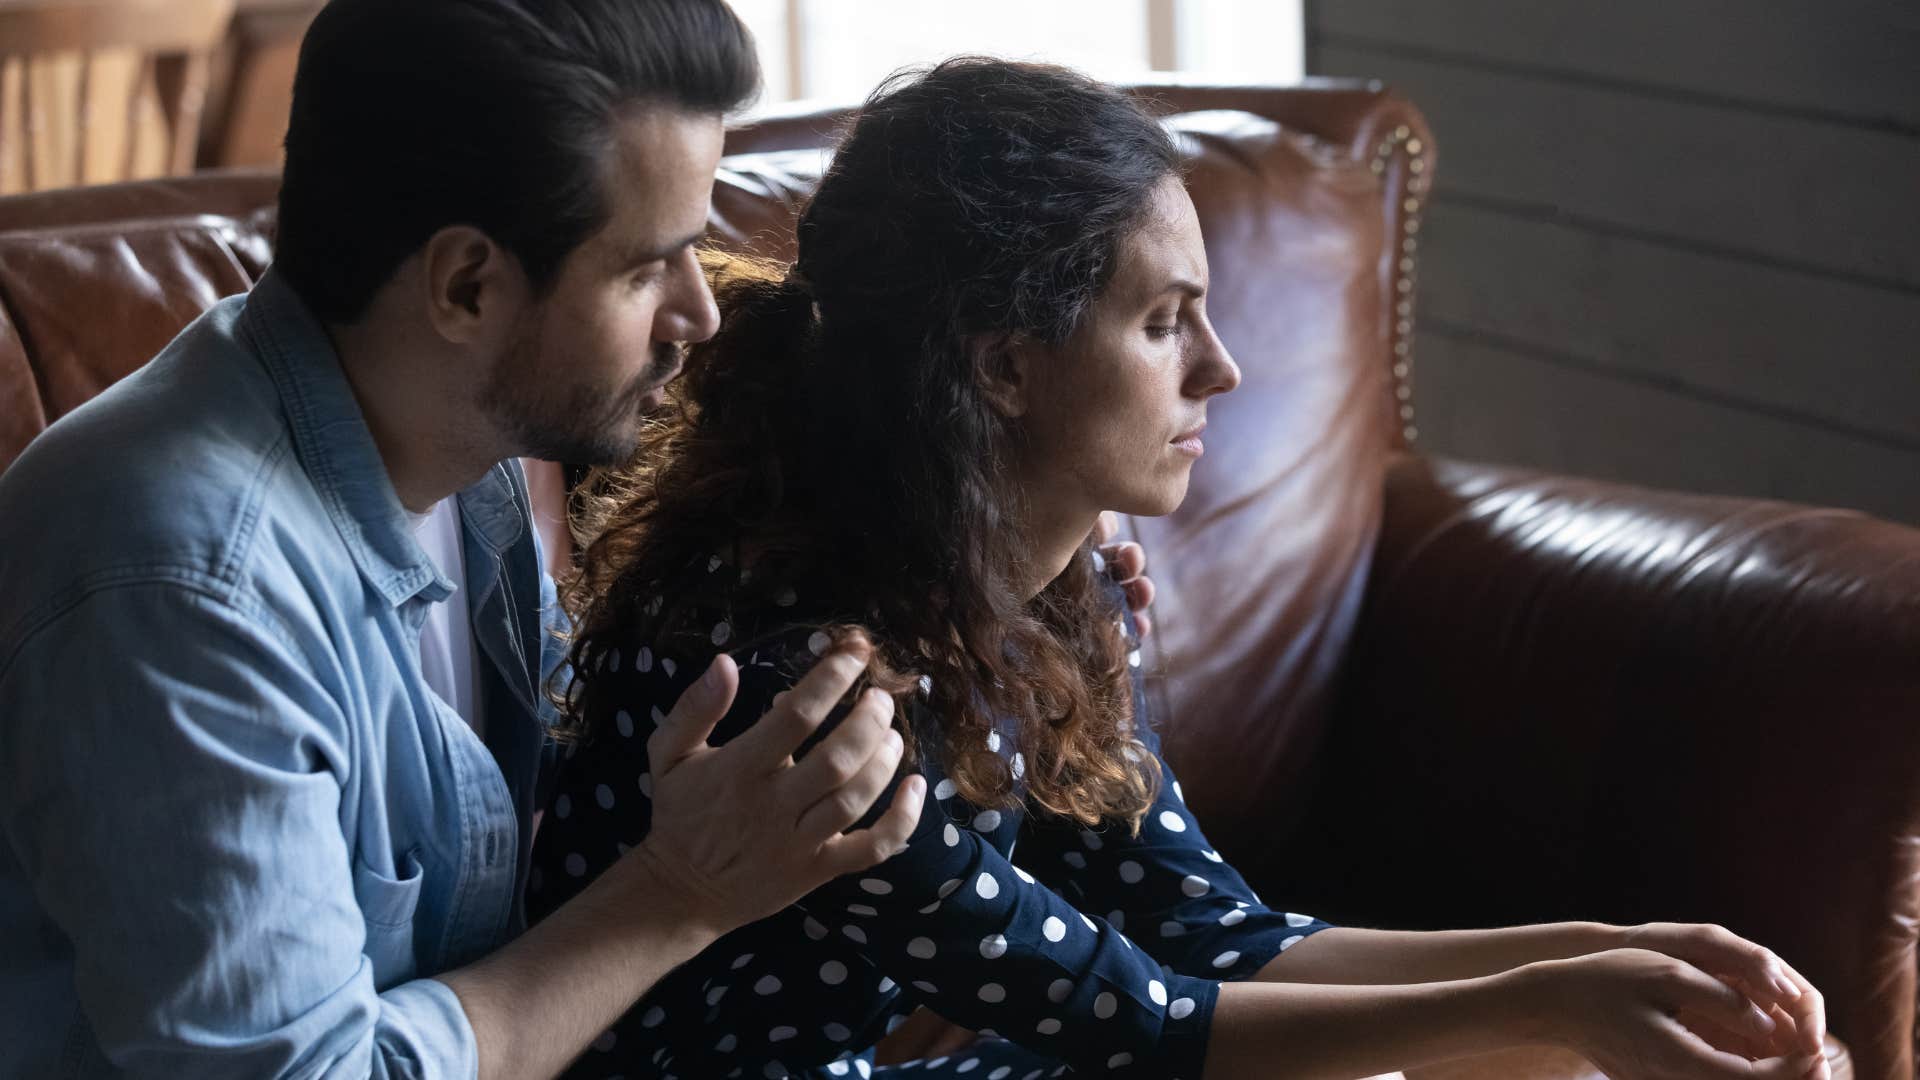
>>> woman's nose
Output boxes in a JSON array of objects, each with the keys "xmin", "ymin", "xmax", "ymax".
[{"xmin": 1187, "ymin": 321, "xmax": 1241, "ymax": 398}]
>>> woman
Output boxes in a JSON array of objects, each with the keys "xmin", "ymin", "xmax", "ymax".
[{"xmin": 530, "ymin": 58, "xmax": 1828, "ymax": 1080}]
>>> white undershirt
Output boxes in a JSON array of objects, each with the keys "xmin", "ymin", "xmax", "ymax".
[{"xmin": 408, "ymin": 499, "xmax": 484, "ymax": 738}]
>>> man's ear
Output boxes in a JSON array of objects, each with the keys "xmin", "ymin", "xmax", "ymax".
[
  {"xmin": 972, "ymin": 331, "xmax": 1040, "ymax": 419},
  {"xmin": 420, "ymin": 225, "xmax": 519, "ymax": 345}
]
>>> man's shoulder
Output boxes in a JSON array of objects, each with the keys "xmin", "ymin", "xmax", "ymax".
[{"xmin": 0, "ymin": 297, "xmax": 336, "ymax": 650}]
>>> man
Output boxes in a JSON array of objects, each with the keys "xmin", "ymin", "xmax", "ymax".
[{"xmin": 0, "ymin": 2, "xmax": 919, "ymax": 1077}]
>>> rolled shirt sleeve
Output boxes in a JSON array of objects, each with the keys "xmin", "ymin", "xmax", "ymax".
[{"xmin": 0, "ymin": 582, "xmax": 478, "ymax": 1079}]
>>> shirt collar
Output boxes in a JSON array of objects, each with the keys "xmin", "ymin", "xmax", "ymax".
[{"xmin": 240, "ymin": 267, "xmax": 525, "ymax": 607}]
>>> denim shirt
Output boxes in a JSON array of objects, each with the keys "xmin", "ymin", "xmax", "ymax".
[{"xmin": 0, "ymin": 269, "xmax": 565, "ymax": 1078}]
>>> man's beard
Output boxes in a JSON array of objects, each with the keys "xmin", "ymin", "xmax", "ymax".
[{"xmin": 480, "ymin": 314, "xmax": 681, "ymax": 467}]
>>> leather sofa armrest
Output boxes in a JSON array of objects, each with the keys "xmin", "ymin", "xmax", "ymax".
[{"xmin": 1302, "ymin": 453, "xmax": 1920, "ymax": 1080}]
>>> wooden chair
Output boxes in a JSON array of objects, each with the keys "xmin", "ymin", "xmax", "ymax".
[
  {"xmin": 197, "ymin": 0, "xmax": 319, "ymax": 170},
  {"xmin": 0, "ymin": 0, "xmax": 236, "ymax": 194}
]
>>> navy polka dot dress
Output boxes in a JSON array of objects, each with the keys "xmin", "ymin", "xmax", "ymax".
[{"xmin": 529, "ymin": 557, "xmax": 1332, "ymax": 1078}]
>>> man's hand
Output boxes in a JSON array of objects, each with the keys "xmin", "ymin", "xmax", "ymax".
[
  {"xmin": 634, "ymin": 636, "xmax": 925, "ymax": 935},
  {"xmin": 448, "ymin": 638, "xmax": 922, "ymax": 1080},
  {"xmin": 1092, "ymin": 510, "xmax": 1156, "ymax": 639}
]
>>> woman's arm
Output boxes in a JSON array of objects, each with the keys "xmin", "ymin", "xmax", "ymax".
[
  {"xmin": 1261, "ymin": 922, "xmax": 1826, "ymax": 1065},
  {"xmin": 1206, "ymin": 949, "xmax": 1822, "ymax": 1080},
  {"xmin": 1257, "ymin": 923, "xmax": 1621, "ymax": 985}
]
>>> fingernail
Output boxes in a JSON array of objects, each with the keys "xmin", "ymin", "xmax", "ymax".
[
  {"xmin": 703, "ymin": 656, "xmax": 725, "ymax": 690},
  {"xmin": 1750, "ymin": 1008, "xmax": 1777, "ymax": 1035}
]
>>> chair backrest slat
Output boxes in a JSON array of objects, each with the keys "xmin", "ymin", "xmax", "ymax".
[{"xmin": 0, "ymin": 0, "xmax": 233, "ymax": 193}]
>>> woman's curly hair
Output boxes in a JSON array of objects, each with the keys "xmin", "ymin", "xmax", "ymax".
[{"xmin": 561, "ymin": 58, "xmax": 1183, "ymax": 829}]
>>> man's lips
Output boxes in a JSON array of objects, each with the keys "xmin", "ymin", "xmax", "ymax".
[{"xmin": 633, "ymin": 353, "xmax": 685, "ymax": 412}]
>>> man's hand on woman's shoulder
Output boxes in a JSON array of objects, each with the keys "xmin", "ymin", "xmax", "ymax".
[{"xmin": 631, "ymin": 633, "xmax": 925, "ymax": 935}]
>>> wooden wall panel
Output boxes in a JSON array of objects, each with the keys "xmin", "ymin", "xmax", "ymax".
[
  {"xmin": 1414, "ymin": 333, "xmax": 1920, "ymax": 522},
  {"xmin": 1418, "ymin": 201, "xmax": 1920, "ymax": 448},
  {"xmin": 1310, "ymin": 0, "xmax": 1920, "ymax": 130},
  {"xmin": 1309, "ymin": 4, "xmax": 1920, "ymax": 523},
  {"xmin": 1316, "ymin": 45, "xmax": 1920, "ymax": 290}
]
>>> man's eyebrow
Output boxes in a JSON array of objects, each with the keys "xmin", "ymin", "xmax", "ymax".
[{"xmin": 623, "ymin": 228, "xmax": 706, "ymax": 268}]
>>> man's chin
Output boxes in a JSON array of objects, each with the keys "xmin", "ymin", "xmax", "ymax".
[{"xmin": 516, "ymin": 419, "xmax": 640, "ymax": 469}]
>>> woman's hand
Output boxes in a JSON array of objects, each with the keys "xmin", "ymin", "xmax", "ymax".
[
  {"xmin": 631, "ymin": 638, "xmax": 926, "ymax": 936},
  {"xmin": 1618, "ymin": 923, "xmax": 1827, "ymax": 1074},
  {"xmin": 1092, "ymin": 510, "xmax": 1155, "ymax": 639},
  {"xmin": 1523, "ymin": 948, "xmax": 1826, "ymax": 1080}
]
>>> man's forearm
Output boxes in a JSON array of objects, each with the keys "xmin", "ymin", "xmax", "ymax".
[
  {"xmin": 1257, "ymin": 923, "xmax": 1621, "ymax": 986},
  {"xmin": 442, "ymin": 847, "xmax": 724, "ymax": 1080}
]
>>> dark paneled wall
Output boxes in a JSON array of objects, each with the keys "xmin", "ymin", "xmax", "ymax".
[{"xmin": 1307, "ymin": 1, "xmax": 1920, "ymax": 522}]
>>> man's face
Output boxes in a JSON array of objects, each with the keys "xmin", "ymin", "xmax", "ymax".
[{"xmin": 481, "ymin": 105, "xmax": 725, "ymax": 465}]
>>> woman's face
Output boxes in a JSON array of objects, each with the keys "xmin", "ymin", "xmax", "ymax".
[{"xmin": 1010, "ymin": 176, "xmax": 1241, "ymax": 522}]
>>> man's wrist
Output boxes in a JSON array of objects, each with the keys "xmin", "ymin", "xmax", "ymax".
[{"xmin": 596, "ymin": 841, "xmax": 735, "ymax": 952}]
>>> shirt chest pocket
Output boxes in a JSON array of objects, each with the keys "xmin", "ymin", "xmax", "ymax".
[{"xmin": 351, "ymin": 847, "xmax": 425, "ymax": 988}]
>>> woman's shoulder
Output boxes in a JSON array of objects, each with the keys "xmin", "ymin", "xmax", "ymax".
[{"xmin": 589, "ymin": 551, "xmax": 860, "ymax": 714}]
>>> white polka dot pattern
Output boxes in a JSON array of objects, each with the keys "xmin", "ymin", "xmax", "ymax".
[{"xmin": 529, "ymin": 609, "xmax": 1330, "ymax": 1080}]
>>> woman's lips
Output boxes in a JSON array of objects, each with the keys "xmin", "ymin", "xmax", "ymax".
[{"xmin": 1172, "ymin": 423, "xmax": 1206, "ymax": 457}]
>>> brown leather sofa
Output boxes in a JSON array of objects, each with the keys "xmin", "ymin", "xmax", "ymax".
[{"xmin": 0, "ymin": 81, "xmax": 1893, "ymax": 1079}]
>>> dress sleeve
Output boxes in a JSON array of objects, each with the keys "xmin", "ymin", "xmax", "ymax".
[
  {"xmin": 1014, "ymin": 598, "xmax": 1336, "ymax": 983},
  {"xmin": 1014, "ymin": 728, "xmax": 1336, "ymax": 982}
]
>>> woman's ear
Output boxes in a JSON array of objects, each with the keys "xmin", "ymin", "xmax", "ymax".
[{"xmin": 971, "ymin": 331, "xmax": 1038, "ymax": 419}]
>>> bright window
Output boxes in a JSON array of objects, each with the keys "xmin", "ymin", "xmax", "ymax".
[{"xmin": 727, "ymin": 0, "xmax": 1304, "ymax": 112}]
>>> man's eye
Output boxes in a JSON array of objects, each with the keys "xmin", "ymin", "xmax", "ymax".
[{"xmin": 1145, "ymin": 324, "xmax": 1178, "ymax": 339}]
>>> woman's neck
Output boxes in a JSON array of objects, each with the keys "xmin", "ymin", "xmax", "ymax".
[{"xmin": 1015, "ymin": 497, "xmax": 1101, "ymax": 601}]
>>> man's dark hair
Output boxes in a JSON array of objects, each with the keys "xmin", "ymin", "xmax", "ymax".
[{"xmin": 275, "ymin": 0, "xmax": 759, "ymax": 324}]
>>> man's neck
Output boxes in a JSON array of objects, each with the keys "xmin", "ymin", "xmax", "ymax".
[{"xmin": 327, "ymin": 318, "xmax": 504, "ymax": 513}]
